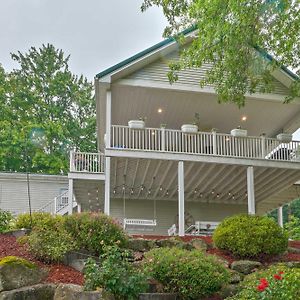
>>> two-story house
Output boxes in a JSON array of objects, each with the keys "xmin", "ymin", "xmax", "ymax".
[{"xmin": 63, "ymin": 31, "xmax": 300, "ymax": 236}]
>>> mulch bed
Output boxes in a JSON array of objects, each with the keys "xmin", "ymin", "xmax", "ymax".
[{"xmin": 0, "ymin": 234, "xmax": 84, "ymax": 285}]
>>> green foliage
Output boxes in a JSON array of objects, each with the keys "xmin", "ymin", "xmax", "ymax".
[
  {"xmin": 64, "ymin": 212, "xmax": 128, "ymax": 255},
  {"xmin": 213, "ymin": 215, "xmax": 288, "ymax": 258},
  {"xmin": 84, "ymin": 245, "xmax": 148, "ymax": 299},
  {"xmin": 141, "ymin": 0, "xmax": 300, "ymax": 107},
  {"xmin": 0, "ymin": 256, "xmax": 36, "ymax": 269},
  {"xmin": 28, "ymin": 226, "xmax": 76, "ymax": 262},
  {"xmin": 0, "ymin": 44, "xmax": 96, "ymax": 174},
  {"xmin": 0, "ymin": 209, "xmax": 13, "ymax": 233},
  {"xmin": 228, "ymin": 264, "xmax": 300, "ymax": 300},
  {"xmin": 268, "ymin": 199, "xmax": 300, "ymax": 224},
  {"xmin": 284, "ymin": 215, "xmax": 300, "ymax": 240},
  {"xmin": 143, "ymin": 247, "xmax": 229, "ymax": 299},
  {"xmin": 14, "ymin": 212, "xmax": 64, "ymax": 230}
]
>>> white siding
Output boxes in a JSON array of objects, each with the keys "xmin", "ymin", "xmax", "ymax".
[
  {"xmin": 0, "ymin": 173, "xmax": 68, "ymax": 215},
  {"xmin": 126, "ymin": 51, "xmax": 290, "ymax": 96},
  {"xmin": 111, "ymin": 198, "xmax": 247, "ymax": 235}
]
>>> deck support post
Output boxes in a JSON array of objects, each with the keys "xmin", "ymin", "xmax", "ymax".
[
  {"xmin": 104, "ymin": 157, "xmax": 111, "ymax": 215},
  {"xmin": 247, "ymin": 166, "xmax": 255, "ymax": 215},
  {"xmin": 77, "ymin": 203, "xmax": 82, "ymax": 213},
  {"xmin": 178, "ymin": 161, "xmax": 185, "ymax": 236},
  {"xmin": 68, "ymin": 178, "xmax": 74, "ymax": 215},
  {"xmin": 278, "ymin": 206, "xmax": 283, "ymax": 227},
  {"xmin": 106, "ymin": 90, "xmax": 112, "ymax": 147}
]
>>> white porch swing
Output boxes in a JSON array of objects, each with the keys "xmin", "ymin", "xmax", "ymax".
[{"xmin": 122, "ymin": 190, "xmax": 157, "ymax": 232}]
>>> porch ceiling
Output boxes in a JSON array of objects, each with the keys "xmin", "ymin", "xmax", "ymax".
[
  {"xmin": 111, "ymin": 84, "xmax": 300, "ymax": 137},
  {"xmin": 110, "ymin": 157, "xmax": 300, "ymax": 210}
]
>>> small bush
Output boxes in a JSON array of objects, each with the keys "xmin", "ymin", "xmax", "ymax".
[
  {"xmin": 228, "ymin": 264, "xmax": 300, "ymax": 300},
  {"xmin": 28, "ymin": 226, "xmax": 76, "ymax": 262},
  {"xmin": 84, "ymin": 245, "xmax": 147, "ymax": 299},
  {"xmin": 285, "ymin": 215, "xmax": 300, "ymax": 240},
  {"xmin": 64, "ymin": 212, "xmax": 128, "ymax": 255},
  {"xmin": 14, "ymin": 212, "xmax": 64, "ymax": 230},
  {"xmin": 143, "ymin": 247, "xmax": 229, "ymax": 299},
  {"xmin": 213, "ymin": 215, "xmax": 288, "ymax": 258},
  {"xmin": 0, "ymin": 209, "xmax": 13, "ymax": 233}
]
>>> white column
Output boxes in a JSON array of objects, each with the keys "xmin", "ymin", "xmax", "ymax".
[
  {"xmin": 106, "ymin": 90, "xmax": 112, "ymax": 147},
  {"xmin": 247, "ymin": 166, "xmax": 255, "ymax": 215},
  {"xmin": 104, "ymin": 157, "xmax": 111, "ymax": 215},
  {"xmin": 77, "ymin": 204, "xmax": 82, "ymax": 213},
  {"xmin": 68, "ymin": 178, "xmax": 74, "ymax": 215},
  {"xmin": 278, "ymin": 206, "xmax": 283, "ymax": 228},
  {"xmin": 212, "ymin": 129, "xmax": 217, "ymax": 155},
  {"xmin": 178, "ymin": 161, "xmax": 185, "ymax": 236}
]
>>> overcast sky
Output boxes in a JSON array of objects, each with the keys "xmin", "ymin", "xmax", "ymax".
[{"xmin": 0, "ymin": 0, "xmax": 167, "ymax": 80}]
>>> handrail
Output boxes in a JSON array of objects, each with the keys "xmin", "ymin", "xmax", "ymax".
[
  {"xmin": 110, "ymin": 125, "xmax": 300, "ymax": 162},
  {"xmin": 70, "ymin": 151, "xmax": 104, "ymax": 173}
]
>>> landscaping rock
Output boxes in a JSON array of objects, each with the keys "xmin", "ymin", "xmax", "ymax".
[
  {"xmin": 0, "ymin": 257, "xmax": 47, "ymax": 291},
  {"xmin": 189, "ymin": 239, "xmax": 207, "ymax": 251},
  {"xmin": 63, "ymin": 250, "xmax": 96, "ymax": 272},
  {"xmin": 127, "ymin": 239, "xmax": 156, "ymax": 252},
  {"xmin": 0, "ymin": 283, "xmax": 56, "ymax": 300},
  {"xmin": 54, "ymin": 284, "xmax": 114, "ymax": 300},
  {"xmin": 284, "ymin": 261, "xmax": 300, "ymax": 268},
  {"xmin": 139, "ymin": 293, "xmax": 178, "ymax": 300},
  {"xmin": 230, "ymin": 260, "xmax": 262, "ymax": 275},
  {"xmin": 4, "ymin": 229, "xmax": 30, "ymax": 238},
  {"xmin": 155, "ymin": 238, "xmax": 183, "ymax": 249},
  {"xmin": 229, "ymin": 270, "xmax": 244, "ymax": 284},
  {"xmin": 218, "ymin": 284, "xmax": 240, "ymax": 298},
  {"xmin": 288, "ymin": 247, "xmax": 300, "ymax": 254}
]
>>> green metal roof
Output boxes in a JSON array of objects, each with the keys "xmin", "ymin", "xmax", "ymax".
[{"xmin": 96, "ymin": 27, "xmax": 298, "ymax": 81}]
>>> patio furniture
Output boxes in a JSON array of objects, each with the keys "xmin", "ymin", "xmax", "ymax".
[
  {"xmin": 123, "ymin": 218, "xmax": 157, "ymax": 231},
  {"xmin": 185, "ymin": 221, "xmax": 220, "ymax": 236}
]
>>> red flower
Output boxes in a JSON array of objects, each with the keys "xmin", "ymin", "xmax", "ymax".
[
  {"xmin": 260, "ymin": 278, "xmax": 269, "ymax": 287},
  {"xmin": 257, "ymin": 283, "xmax": 268, "ymax": 292},
  {"xmin": 274, "ymin": 274, "xmax": 282, "ymax": 280},
  {"xmin": 279, "ymin": 271, "xmax": 284, "ymax": 275}
]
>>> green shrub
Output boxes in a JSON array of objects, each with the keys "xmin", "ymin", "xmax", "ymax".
[
  {"xmin": 84, "ymin": 245, "xmax": 147, "ymax": 299},
  {"xmin": 64, "ymin": 212, "xmax": 128, "ymax": 255},
  {"xmin": 285, "ymin": 215, "xmax": 300, "ymax": 240},
  {"xmin": 14, "ymin": 212, "xmax": 64, "ymax": 230},
  {"xmin": 0, "ymin": 209, "xmax": 13, "ymax": 233},
  {"xmin": 0, "ymin": 256, "xmax": 37, "ymax": 269},
  {"xmin": 143, "ymin": 247, "xmax": 229, "ymax": 299},
  {"xmin": 28, "ymin": 226, "xmax": 76, "ymax": 262},
  {"xmin": 228, "ymin": 264, "xmax": 300, "ymax": 300},
  {"xmin": 213, "ymin": 214, "xmax": 288, "ymax": 258}
]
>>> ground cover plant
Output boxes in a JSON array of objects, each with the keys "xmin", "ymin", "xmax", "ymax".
[
  {"xmin": 84, "ymin": 245, "xmax": 148, "ymax": 299},
  {"xmin": 228, "ymin": 264, "xmax": 300, "ymax": 300},
  {"xmin": 285, "ymin": 215, "xmax": 300, "ymax": 240},
  {"xmin": 213, "ymin": 215, "xmax": 288, "ymax": 258},
  {"xmin": 143, "ymin": 247, "xmax": 230, "ymax": 299}
]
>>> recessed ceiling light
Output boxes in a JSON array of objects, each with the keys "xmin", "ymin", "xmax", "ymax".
[
  {"xmin": 241, "ymin": 116, "xmax": 247, "ymax": 121},
  {"xmin": 158, "ymin": 108, "xmax": 163, "ymax": 113}
]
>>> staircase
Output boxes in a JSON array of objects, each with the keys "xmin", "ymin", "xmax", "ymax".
[{"xmin": 37, "ymin": 190, "xmax": 77, "ymax": 215}]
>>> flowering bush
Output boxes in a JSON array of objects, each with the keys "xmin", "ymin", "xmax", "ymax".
[
  {"xmin": 64, "ymin": 212, "xmax": 128, "ymax": 255},
  {"xmin": 213, "ymin": 214, "xmax": 288, "ymax": 258},
  {"xmin": 228, "ymin": 265, "xmax": 300, "ymax": 299},
  {"xmin": 84, "ymin": 245, "xmax": 147, "ymax": 299},
  {"xmin": 143, "ymin": 247, "xmax": 229, "ymax": 299},
  {"xmin": 0, "ymin": 209, "xmax": 13, "ymax": 233}
]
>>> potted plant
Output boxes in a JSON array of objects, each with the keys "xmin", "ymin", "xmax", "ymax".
[
  {"xmin": 276, "ymin": 132, "xmax": 292, "ymax": 143},
  {"xmin": 128, "ymin": 117, "xmax": 146, "ymax": 129},
  {"xmin": 181, "ymin": 113, "xmax": 199, "ymax": 133},
  {"xmin": 230, "ymin": 126, "xmax": 247, "ymax": 137}
]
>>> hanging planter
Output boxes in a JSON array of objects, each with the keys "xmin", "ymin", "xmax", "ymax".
[
  {"xmin": 231, "ymin": 126, "xmax": 247, "ymax": 137},
  {"xmin": 181, "ymin": 124, "xmax": 198, "ymax": 133},
  {"xmin": 128, "ymin": 119, "xmax": 145, "ymax": 129},
  {"xmin": 276, "ymin": 133, "xmax": 292, "ymax": 143}
]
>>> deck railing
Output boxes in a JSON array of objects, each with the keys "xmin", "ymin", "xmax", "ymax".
[
  {"xmin": 111, "ymin": 125, "xmax": 300, "ymax": 162},
  {"xmin": 70, "ymin": 151, "xmax": 104, "ymax": 173}
]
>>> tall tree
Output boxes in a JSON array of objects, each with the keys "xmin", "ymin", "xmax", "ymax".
[
  {"xmin": 0, "ymin": 44, "xmax": 96, "ymax": 174},
  {"xmin": 142, "ymin": 0, "xmax": 300, "ymax": 107}
]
